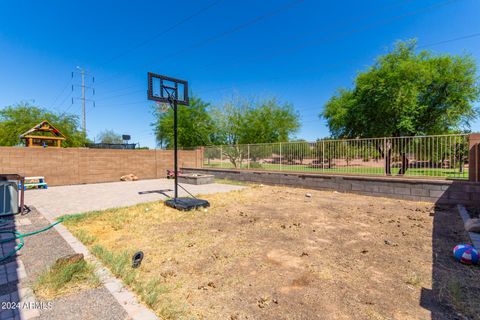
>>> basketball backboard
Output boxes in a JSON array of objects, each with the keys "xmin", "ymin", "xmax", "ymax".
[{"xmin": 147, "ymin": 72, "xmax": 189, "ymax": 105}]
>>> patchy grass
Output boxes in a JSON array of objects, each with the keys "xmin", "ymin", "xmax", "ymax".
[
  {"xmin": 405, "ymin": 272, "xmax": 422, "ymax": 288},
  {"xmin": 88, "ymin": 244, "xmax": 185, "ymax": 318},
  {"xmin": 33, "ymin": 259, "xmax": 100, "ymax": 300},
  {"xmin": 214, "ymin": 178, "xmax": 253, "ymax": 186},
  {"xmin": 63, "ymin": 186, "xmax": 479, "ymax": 319},
  {"xmin": 205, "ymin": 162, "xmax": 468, "ymax": 179}
]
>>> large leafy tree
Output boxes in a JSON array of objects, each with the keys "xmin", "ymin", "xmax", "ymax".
[
  {"xmin": 214, "ymin": 97, "xmax": 300, "ymax": 167},
  {"xmin": 0, "ymin": 102, "xmax": 89, "ymax": 147},
  {"xmin": 96, "ymin": 130, "xmax": 123, "ymax": 144},
  {"xmin": 322, "ymin": 40, "xmax": 479, "ymax": 174},
  {"xmin": 214, "ymin": 97, "xmax": 300, "ymax": 145},
  {"xmin": 152, "ymin": 96, "xmax": 216, "ymax": 149},
  {"xmin": 323, "ymin": 40, "xmax": 479, "ymax": 137}
]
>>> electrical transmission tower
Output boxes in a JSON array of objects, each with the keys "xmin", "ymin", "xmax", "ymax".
[{"xmin": 72, "ymin": 67, "xmax": 95, "ymax": 136}]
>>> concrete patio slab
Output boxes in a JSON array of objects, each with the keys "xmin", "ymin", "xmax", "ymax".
[{"xmin": 25, "ymin": 179, "xmax": 245, "ymax": 220}]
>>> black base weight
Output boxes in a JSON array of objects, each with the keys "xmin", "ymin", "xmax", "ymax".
[{"xmin": 165, "ymin": 197, "xmax": 210, "ymax": 211}]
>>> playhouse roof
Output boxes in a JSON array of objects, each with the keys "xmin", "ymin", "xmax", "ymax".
[{"xmin": 20, "ymin": 120, "xmax": 66, "ymax": 140}]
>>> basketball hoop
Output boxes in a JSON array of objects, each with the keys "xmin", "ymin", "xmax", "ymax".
[{"xmin": 146, "ymin": 72, "xmax": 209, "ymax": 211}]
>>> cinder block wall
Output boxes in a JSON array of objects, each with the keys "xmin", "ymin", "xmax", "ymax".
[
  {"xmin": 183, "ymin": 167, "xmax": 480, "ymax": 206},
  {"xmin": 0, "ymin": 147, "xmax": 202, "ymax": 186}
]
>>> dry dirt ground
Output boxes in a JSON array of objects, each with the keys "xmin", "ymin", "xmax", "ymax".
[{"xmin": 63, "ymin": 185, "xmax": 480, "ymax": 320}]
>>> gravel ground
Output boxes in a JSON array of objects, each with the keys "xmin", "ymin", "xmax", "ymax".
[
  {"xmin": 15, "ymin": 208, "xmax": 74, "ymax": 283},
  {"xmin": 1, "ymin": 208, "xmax": 128, "ymax": 320},
  {"xmin": 37, "ymin": 287, "xmax": 128, "ymax": 320},
  {"xmin": 64, "ymin": 185, "xmax": 480, "ymax": 319}
]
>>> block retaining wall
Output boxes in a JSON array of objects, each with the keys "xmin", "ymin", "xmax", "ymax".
[
  {"xmin": 0, "ymin": 147, "xmax": 203, "ymax": 186},
  {"xmin": 183, "ymin": 167, "xmax": 480, "ymax": 206}
]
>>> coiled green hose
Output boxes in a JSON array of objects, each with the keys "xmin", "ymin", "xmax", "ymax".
[{"xmin": 0, "ymin": 218, "xmax": 63, "ymax": 263}]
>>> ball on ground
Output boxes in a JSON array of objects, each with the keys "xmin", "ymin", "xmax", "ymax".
[{"xmin": 453, "ymin": 244, "xmax": 479, "ymax": 265}]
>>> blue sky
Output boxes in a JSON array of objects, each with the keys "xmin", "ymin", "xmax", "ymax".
[{"xmin": 1, "ymin": 0, "xmax": 479, "ymax": 148}]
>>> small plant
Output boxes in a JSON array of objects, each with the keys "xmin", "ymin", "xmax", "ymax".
[
  {"xmin": 73, "ymin": 229, "xmax": 97, "ymax": 245},
  {"xmin": 91, "ymin": 245, "xmax": 132, "ymax": 277},
  {"xmin": 249, "ymin": 161, "xmax": 263, "ymax": 169},
  {"xmin": 34, "ymin": 259, "xmax": 100, "ymax": 299},
  {"xmin": 89, "ymin": 245, "xmax": 185, "ymax": 319},
  {"xmin": 214, "ymin": 178, "xmax": 251, "ymax": 186},
  {"xmin": 446, "ymin": 279, "xmax": 466, "ymax": 313},
  {"xmin": 61, "ymin": 211, "xmax": 103, "ymax": 225},
  {"xmin": 405, "ymin": 272, "xmax": 422, "ymax": 287}
]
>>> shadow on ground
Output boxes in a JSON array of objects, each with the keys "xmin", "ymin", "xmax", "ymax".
[
  {"xmin": 0, "ymin": 214, "xmax": 22, "ymax": 319},
  {"xmin": 420, "ymin": 189, "xmax": 480, "ymax": 320}
]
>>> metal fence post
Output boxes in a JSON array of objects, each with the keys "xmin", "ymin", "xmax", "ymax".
[
  {"xmin": 220, "ymin": 145, "xmax": 223, "ymax": 168},
  {"xmin": 279, "ymin": 142, "xmax": 282, "ymax": 171},
  {"xmin": 322, "ymin": 140, "xmax": 325, "ymax": 172},
  {"xmin": 247, "ymin": 144, "xmax": 250, "ymax": 169},
  {"xmin": 383, "ymin": 137, "xmax": 387, "ymax": 176}
]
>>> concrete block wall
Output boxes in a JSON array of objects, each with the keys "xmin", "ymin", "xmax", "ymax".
[
  {"xmin": 183, "ymin": 167, "xmax": 480, "ymax": 206},
  {"xmin": 0, "ymin": 147, "xmax": 202, "ymax": 186}
]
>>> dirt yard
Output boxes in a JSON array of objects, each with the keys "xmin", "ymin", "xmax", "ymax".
[{"xmin": 63, "ymin": 184, "xmax": 480, "ymax": 320}]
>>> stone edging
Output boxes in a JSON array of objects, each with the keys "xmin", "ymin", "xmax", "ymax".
[
  {"xmin": 457, "ymin": 204, "xmax": 480, "ymax": 249},
  {"xmin": 51, "ymin": 223, "xmax": 158, "ymax": 320}
]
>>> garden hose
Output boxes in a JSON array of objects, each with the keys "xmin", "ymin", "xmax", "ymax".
[{"xmin": 0, "ymin": 218, "xmax": 64, "ymax": 263}]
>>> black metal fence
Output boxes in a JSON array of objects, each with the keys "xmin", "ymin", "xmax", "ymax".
[{"xmin": 87, "ymin": 143, "xmax": 137, "ymax": 149}]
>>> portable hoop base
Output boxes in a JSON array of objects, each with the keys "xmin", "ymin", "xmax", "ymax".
[{"xmin": 165, "ymin": 197, "xmax": 210, "ymax": 211}]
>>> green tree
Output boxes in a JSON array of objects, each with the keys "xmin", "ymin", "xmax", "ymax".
[
  {"xmin": 152, "ymin": 96, "xmax": 215, "ymax": 149},
  {"xmin": 0, "ymin": 102, "xmax": 88, "ymax": 147},
  {"xmin": 282, "ymin": 140, "xmax": 311, "ymax": 164},
  {"xmin": 215, "ymin": 97, "xmax": 300, "ymax": 167},
  {"xmin": 322, "ymin": 40, "xmax": 480, "ymax": 174},
  {"xmin": 96, "ymin": 130, "xmax": 123, "ymax": 144}
]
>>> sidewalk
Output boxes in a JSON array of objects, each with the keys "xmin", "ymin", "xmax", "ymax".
[
  {"xmin": 0, "ymin": 209, "xmax": 128, "ymax": 320},
  {"xmin": 26, "ymin": 178, "xmax": 244, "ymax": 220}
]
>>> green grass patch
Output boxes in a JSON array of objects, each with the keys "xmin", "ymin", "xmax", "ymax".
[
  {"xmin": 205, "ymin": 162, "xmax": 468, "ymax": 179},
  {"xmin": 72, "ymin": 229, "xmax": 97, "ymax": 245},
  {"xmin": 215, "ymin": 178, "xmax": 252, "ymax": 186},
  {"xmin": 60, "ymin": 210, "xmax": 104, "ymax": 225},
  {"xmin": 33, "ymin": 259, "xmax": 100, "ymax": 300},
  {"xmin": 63, "ymin": 207, "xmax": 188, "ymax": 319},
  {"xmin": 89, "ymin": 244, "xmax": 185, "ymax": 319}
]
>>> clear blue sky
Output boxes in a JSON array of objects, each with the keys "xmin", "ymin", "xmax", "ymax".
[{"xmin": 1, "ymin": 0, "xmax": 479, "ymax": 148}]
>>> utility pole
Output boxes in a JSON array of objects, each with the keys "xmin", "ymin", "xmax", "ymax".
[
  {"xmin": 72, "ymin": 67, "xmax": 95, "ymax": 139},
  {"xmin": 81, "ymin": 68, "xmax": 86, "ymax": 135}
]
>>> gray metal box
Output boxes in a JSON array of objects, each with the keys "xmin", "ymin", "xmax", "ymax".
[{"xmin": 0, "ymin": 181, "xmax": 19, "ymax": 215}]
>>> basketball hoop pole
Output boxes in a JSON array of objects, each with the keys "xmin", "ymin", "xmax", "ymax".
[
  {"xmin": 172, "ymin": 97, "xmax": 179, "ymax": 199},
  {"xmin": 147, "ymin": 72, "xmax": 210, "ymax": 210}
]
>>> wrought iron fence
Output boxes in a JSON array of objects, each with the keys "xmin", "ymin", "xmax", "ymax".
[{"xmin": 203, "ymin": 134, "xmax": 469, "ymax": 179}]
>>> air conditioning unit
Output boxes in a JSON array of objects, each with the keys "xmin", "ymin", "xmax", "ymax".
[
  {"xmin": 0, "ymin": 181, "xmax": 19, "ymax": 215},
  {"xmin": 0, "ymin": 174, "xmax": 24, "ymax": 216}
]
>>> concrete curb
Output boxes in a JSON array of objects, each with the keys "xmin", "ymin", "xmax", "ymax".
[
  {"xmin": 456, "ymin": 204, "xmax": 480, "ymax": 249},
  {"xmin": 51, "ymin": 223, "xmax": 158, "ymax": 320}
]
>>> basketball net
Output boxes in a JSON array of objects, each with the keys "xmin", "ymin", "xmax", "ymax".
[{"xmin": 156, "ymin": 101, "xmax": 170, "ymax": 113}]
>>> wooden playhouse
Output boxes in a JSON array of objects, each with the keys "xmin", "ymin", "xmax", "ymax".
[{"xmin": 20, "ymin": 120, "xmax": 66, "ymax": 147}]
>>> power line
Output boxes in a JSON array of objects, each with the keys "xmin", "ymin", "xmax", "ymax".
[
  {"xmin": 204, "ymin": 0, "xmax": 460, "ymax": 70},
  {"xmin": 55, "ymin": 90, "xmax": 74, "ymax": 114},
  {"xmin": 158, "ymin": 0, "xmax": 304, "ymax": 62},
  {"xmin": 196, "ymin": 0, "xmax": 419, "ymax": 71},
  {"xmin": 95, "ymin": 84, "xmax": 142, "ymax": 97},
  {"xmin": 97, "ymin": 0, "xmax": 224, "ymax": 69},
  {"xmin": 95, "ymin": 89, "xmax": 144, "ymax": 101},
  {"xmin": 96, "ymin": 0, "xmax": 411, "ymax": 97},
  {"xmin": 93, "ymin": 0, "xmax": 468, "ymax": 112},
  {"xmin": 97, "ymin": 0, "xmax": 305, "ymax": 85},
  {"xmin": 95, "ymin": 0, "xmax": 455, "ymax": 99},
  {"xmin": 182, "ymin": 0, "xmax": 463, "ymax": 96},
  {"xmin": 418, "ymin": 32, "xmax": 480, "ymax": 48},
  {"xmin": 49, "ymin": 79, "xmax": 72, "ymax": 111}
]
